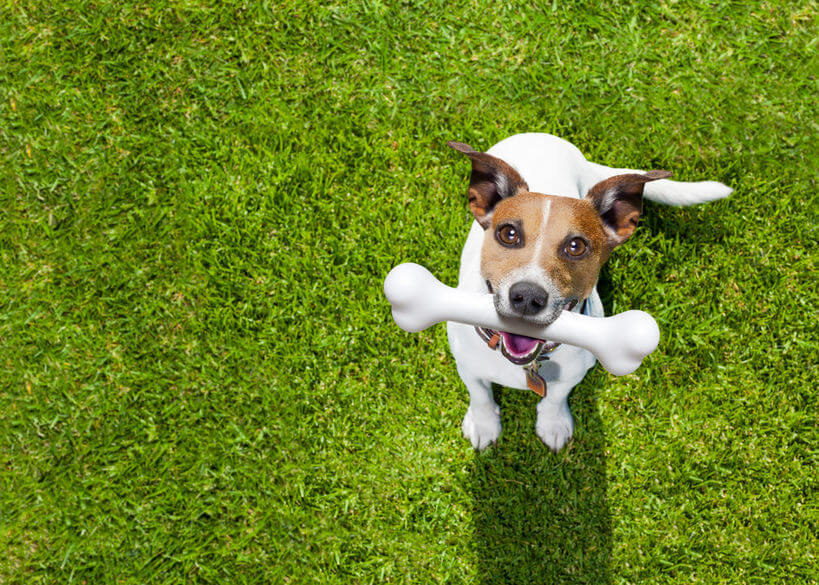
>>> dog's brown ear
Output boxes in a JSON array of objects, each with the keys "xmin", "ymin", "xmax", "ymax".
[
  {"xmin": 448, "ymin": 141, "xmax": 529, "ymax": 228},
  {"xmin": 586, "ymin": 170, "xmax": 672, "ymax": 246}
]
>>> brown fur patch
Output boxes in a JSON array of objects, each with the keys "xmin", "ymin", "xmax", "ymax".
[{"xmin": 480, "ymin": 194, "xmax": 544, "ymax": 284}]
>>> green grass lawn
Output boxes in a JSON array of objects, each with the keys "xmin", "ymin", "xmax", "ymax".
[{"xmin": 1, "ymin": 1, "xmax": 816, "ymax": 583}]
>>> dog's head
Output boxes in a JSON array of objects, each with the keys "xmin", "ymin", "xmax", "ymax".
[{"xmin": 449, "ymin": 141, "xmax": 670, "ymax": 328}]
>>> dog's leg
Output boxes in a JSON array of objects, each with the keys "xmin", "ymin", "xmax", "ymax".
[
  {"xmin": 535, "ymin": 380, "xmax": 577, "ymax": 452},
  {"xmin": 459, "ymin": 373, "xmax": 501, "ymax": 450}
]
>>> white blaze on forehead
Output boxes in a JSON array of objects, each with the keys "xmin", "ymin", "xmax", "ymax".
[{"xmin": 530, "ymin": 198, "xmax": 551, "ymax": 264}]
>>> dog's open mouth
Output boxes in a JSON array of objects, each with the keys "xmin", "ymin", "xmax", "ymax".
[
  {"xmin": 476, "ymin": 326, "xmax": 560, "ymax": 365},
  {"xmin": 478, "ymin": 299, "xmax": 577, "ymax": 365},
  {"xmin": 499, "ymin": 332, "xmax": 549, "ymax": 364}
]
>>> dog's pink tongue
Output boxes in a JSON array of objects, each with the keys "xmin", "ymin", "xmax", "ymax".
[{"xmin": 500, "ymin": 332, "xmax": 542, "ymax": 356}]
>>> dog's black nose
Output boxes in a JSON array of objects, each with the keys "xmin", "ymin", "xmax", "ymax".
[{"xmin": 509, "ymin": 282, "xmax": 548, "ymax": 316}]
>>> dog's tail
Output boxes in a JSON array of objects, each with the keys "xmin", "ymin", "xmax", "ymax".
[{"xmin": 586, "ymin": 162, "xmax": 732, "ymax": 206}]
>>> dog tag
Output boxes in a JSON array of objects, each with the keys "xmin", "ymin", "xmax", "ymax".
[{"xmin": 525, "ymin": 362, "xmax": 547, "ymax": 397}]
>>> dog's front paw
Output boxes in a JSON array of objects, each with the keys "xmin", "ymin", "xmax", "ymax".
[
  {"xmin": 536, "ymin": 400, "xmax": 574, "ymax": 452},
  {"xmin": 462, "ymin": 403, "xmax": 501, "ymax": 450}
]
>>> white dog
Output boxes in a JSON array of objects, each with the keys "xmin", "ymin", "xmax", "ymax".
[{"xmin": 445, "ymin": 133, "xmax": 731, "ymax": 451}]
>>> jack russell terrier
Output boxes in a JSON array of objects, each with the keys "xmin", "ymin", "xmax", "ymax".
[{"xmin": 445, "ymin": 133, "xmax": 731, "ymax": 451}]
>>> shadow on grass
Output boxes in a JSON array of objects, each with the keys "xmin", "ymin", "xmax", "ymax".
[{"xmin": 468, "ymin": 382, "xmax": 611, "ymax": 584}]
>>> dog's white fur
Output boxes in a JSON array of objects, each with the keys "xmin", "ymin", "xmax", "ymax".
[{"xmin": 447, "ymin": 133, "xmax": 731, "ymax": 451}]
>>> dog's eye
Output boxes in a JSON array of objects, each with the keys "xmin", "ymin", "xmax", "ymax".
[
  {"xmin": 564, "ymin": 237, "xmax": 588, "ymax": 258},
  {"xmin": 496, "ymin": 224, "xmax": 522, "ymax": 247}
]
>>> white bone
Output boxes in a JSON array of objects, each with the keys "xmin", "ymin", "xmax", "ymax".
[{"xmin": 384, "ymin": 263, "xmax": 660, "ymax": 376}]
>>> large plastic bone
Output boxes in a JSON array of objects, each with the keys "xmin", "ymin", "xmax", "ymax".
[{"xmin": 384, "ymin": 263, "xmax": 659, "ymax": 376}]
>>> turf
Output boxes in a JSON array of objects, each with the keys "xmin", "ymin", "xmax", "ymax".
[{"xmin": 0, "ymin": 1, "xmax": 816, "ymax": 583}]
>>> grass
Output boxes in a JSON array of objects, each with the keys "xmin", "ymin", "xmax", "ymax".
[{"xmin": 0, "ymin": 0, "xmax": 816, "ymax": 583}]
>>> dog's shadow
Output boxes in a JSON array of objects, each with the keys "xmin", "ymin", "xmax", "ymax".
[
  {"xmin": 465, "ymin": 192, "xmax": 731, "ymax": 582},
  {"xmin": 467, "ymin": 378, "xmax": 612, "ymax": 584}
]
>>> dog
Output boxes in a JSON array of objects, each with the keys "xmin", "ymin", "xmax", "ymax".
[{"xmin": 445, "ymin": 133, "xmax": 731, "ymax": 451}]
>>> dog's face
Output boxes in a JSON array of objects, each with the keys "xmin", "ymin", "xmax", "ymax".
[
  {"xmin": 480, "ymin": 192, "xmax": 610, "ymax": 326},
  {"xmin": 449, "ymin": 141, "xmax": 670, "ymax": 327}
]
